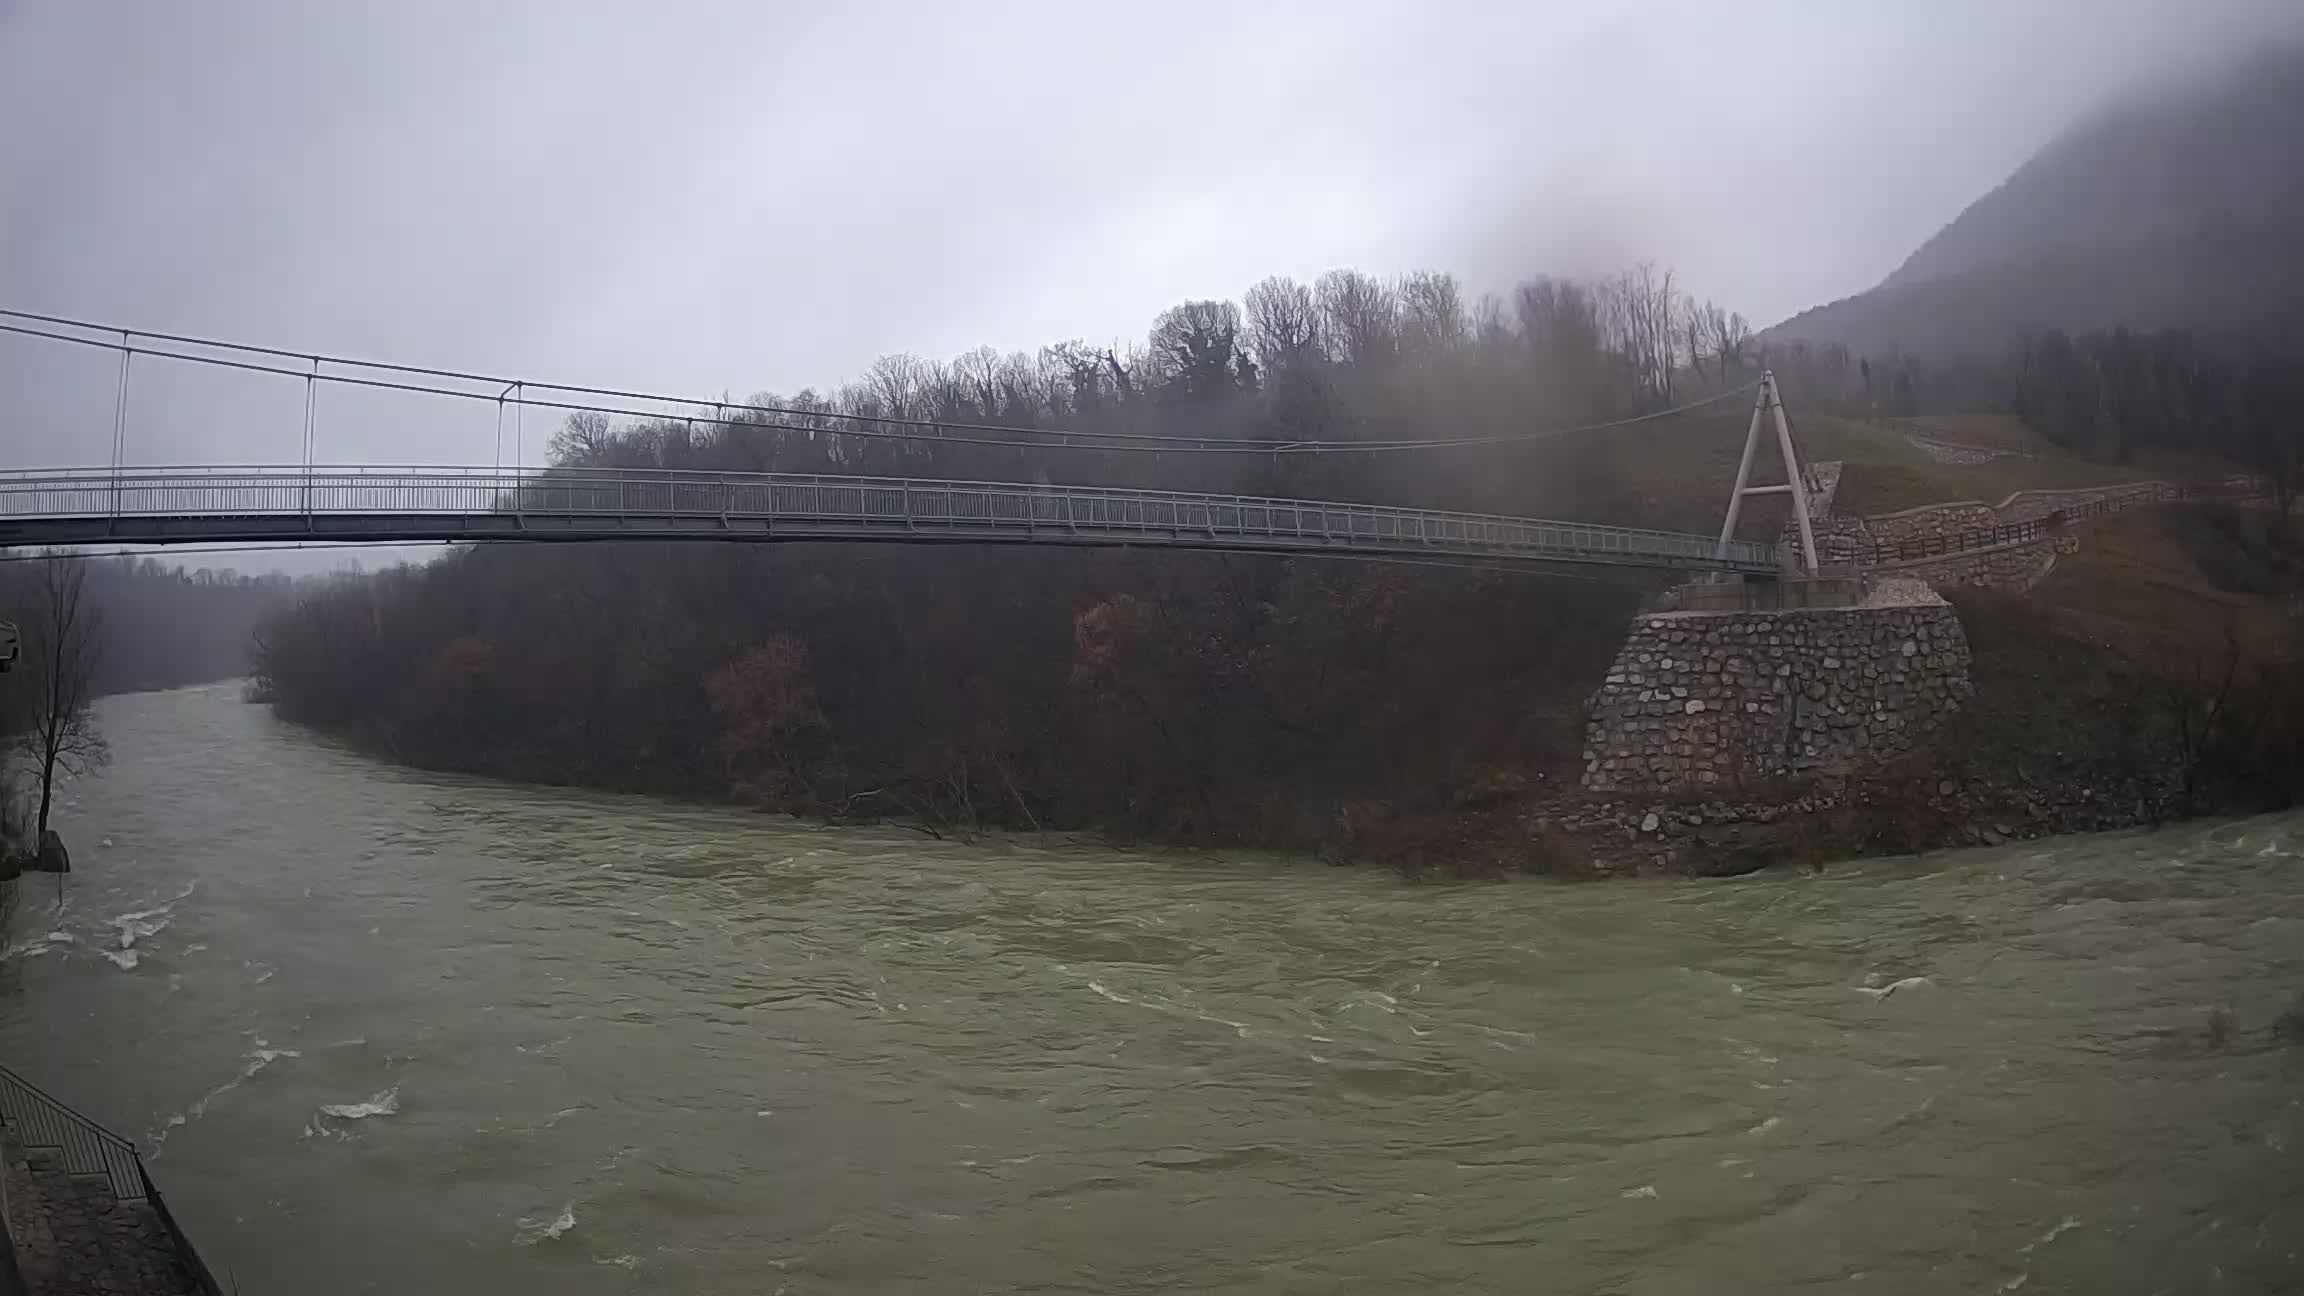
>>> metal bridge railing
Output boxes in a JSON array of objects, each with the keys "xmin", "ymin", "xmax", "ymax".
[
  {"xmin": 0, "ymin": 465, "xmax": 1782, "ymax": 571},
  {"xmin": 0, "ymin": 1061, "xmax": 225, "ymax": 1293},
  {"xmin": 1844, "ymin": 480, "xmax": 2257, "ymax": 568},
  {"xmin": 0, "ymin": 1061, "xmax": 147, "ymax": 1201}
]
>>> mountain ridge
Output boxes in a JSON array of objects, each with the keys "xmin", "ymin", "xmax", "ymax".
[{"xmin": 1769, "ymin": 48, "xmax": 2304, "ymax": 357}]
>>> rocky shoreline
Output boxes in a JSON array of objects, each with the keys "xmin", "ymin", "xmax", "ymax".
[{"xmin": 1529, "ymin": 766, "xmax": 2180, "ymax": 878}]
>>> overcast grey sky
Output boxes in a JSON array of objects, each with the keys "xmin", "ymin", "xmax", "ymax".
[{"xmin": 5, "ymin": 0, "xmax": 2303, "ymax": 476}]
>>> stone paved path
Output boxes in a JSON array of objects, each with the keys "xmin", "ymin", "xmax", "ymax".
[{"xmin": 2, "ymin": 1143, "xmax": 200, "ymax": 1295}]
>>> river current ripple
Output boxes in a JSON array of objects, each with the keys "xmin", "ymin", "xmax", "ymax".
[{"xmin": 2, "ymin": 683, "xmax": 2299, "ymax": 1293}]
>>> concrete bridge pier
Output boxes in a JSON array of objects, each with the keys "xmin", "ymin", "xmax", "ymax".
[{"xmin": 1581, "ymin": 576, "xmax": 1974, "ymax": 794}]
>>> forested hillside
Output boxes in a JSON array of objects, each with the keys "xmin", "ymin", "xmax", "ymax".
[
  {"xmin": 82, "ymin": 558, "xmax": 290, "ymax": 694},
  {"xmin": 2, "ymin": 555, "xmax": 288, "ymax": 697},
  {"xmin": 251, "ymin": 264, "xmax": 1751, "ymax": 849}
]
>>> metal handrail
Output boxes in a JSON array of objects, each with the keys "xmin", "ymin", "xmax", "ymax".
[
  {"xmin": 0, "ymin": 1062, "xmax": 145, "ymax": 1201},
  {"xmin": 0, "ymin": 1062, "xmax": 223, "ymax": 1293},
  {"xmin": 1850, "ymin": 480, "xmax": 2244, "ymax": 567},
  {"xmin": 0, "ymin": 462, "xmax": 1763, "ymax": 541},
  {"xmin": 0, "ymin": 463, "xmax": 1783, "ymax": 571}
]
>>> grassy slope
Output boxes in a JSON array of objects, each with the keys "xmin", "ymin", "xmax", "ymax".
[
  {"xmin": 1522, "ymin": 399, "xmax": 2277, "ymax": 669},
  {"xmin": 1892, "ymin": 414, "xmax": 2050, "ymax": 453},
  {"xmin": 1543, "ymin": 403, "xmax": 2182, "ymax": 537},
  {"xmin": 2031, "ymin": 507, "xmax": 2296, "ymax": 668},
  {"xmin": 1795, "ymin": 415, "xmax": 2183, "ymax": 516},
  {"xmin": 1549, "ymin": 401, "xmax": 2284, "ymax": 672}
]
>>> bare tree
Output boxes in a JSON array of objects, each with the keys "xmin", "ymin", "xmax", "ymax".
[
  {"xmin": 950, "ymin": 345, "xmax": 1004, "ymax": 417},
  {"xmin": 1397, "ymin": 270, "xmax": 1468, "ymax": 358},
  {"xmin": 13, "ymin": 554, "xmax": 108, "ymax": 843},
  {"xmin": 1598, "ymin": 262, "xmax": 1680, "ymax": 409},
  {"xmin": 1243, "ymin": 276, "xmax": 1320, "ymax": 374},
  {"xmin": 1147, "ymin": 299, "xmax": 1250, "ymax": 400},
  {"xmin": 917, "ymin": 357, "xmax": 968, "ymax": 422},
  {"xmin": 1680, "ymin": 300, "xmax": 1755, "ymax": 393},
  {"xmin": 1314, "ymin": 269, "xmax": 1398, "ymax": 368},
  {"xmin": 1042, "ymin": 342, "xmax": 1113, "ymax": 415},
  {"xmin": 862, "ymin": 353, "xmax": 934, "ymax": 421},
  {"xmin": 548, "ymin": 410, "xmax": 616, "ymax": 465},
  {"xmin": 1685, "ymin": 300, "xmax": 1715, "ymax": 391},
  {"xmin": 1715, "ymin": 308, "xmax": 1753, "ymax": 385},
  {"xmin": 992, "ymin": 350, "xmax": 1047, "ymax": 423},
  {"xmin": 1471, "ymin": 293, "xmax": 1511, "ymax": 347},
  {"xmin": 1515, "ymin": 276, "xmax": 1607, "ymax": 413}
]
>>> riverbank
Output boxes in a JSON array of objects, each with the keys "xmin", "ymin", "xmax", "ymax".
[
  {"xmin": 250, "ymin": 568, "xmax": 2300, "ymax": 880},
  {"xmin": 1322, "ymin": 587, "xmax": 2296, "ymax": 878},
  {"xmin": 243, "ymin": 488, "xmax": 2304, "ymax": 880}
]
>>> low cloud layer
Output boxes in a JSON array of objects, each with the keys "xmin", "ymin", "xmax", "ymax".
[{"xmin": 5, "ymin": 0, "xmax": 2302, "ymax": 476}]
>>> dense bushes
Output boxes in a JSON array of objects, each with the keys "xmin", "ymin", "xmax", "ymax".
[{"xmin": 253, "ymin": 542, "xmax": 1644, "ymax": 845}]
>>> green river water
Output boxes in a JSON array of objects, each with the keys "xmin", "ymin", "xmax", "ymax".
[{"xmin": 1, "ymin": 683, "xmax": 2299, "ymax": 1293}]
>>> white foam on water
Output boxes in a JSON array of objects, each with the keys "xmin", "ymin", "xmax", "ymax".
[
  {"xmin": 45, "ymin": 930, "xmax": 75, "ymax": 944},
  {"xmin": 149, "ymin": 1038, "xmax": 302, "ymax": 1154},
  {"xmin": 105, "ymin": 882, "xmax": 198, "ymax": 955},
  {"xmin": 101, "ymin": 949, "xmax": 141, "ymax": 971},
  {"xmin": 2019, "ymin": 1216, "xmax": 2082, "ymax": 1254},
  {"xmin": 594, "ymin": 1255, "xmax": 642, "ymax": 1270},
  {"xmin": 111, "ymin": 882, "xmax": 197, "ymax": 926},
  {"xmin": 318, "ymin": 1087, "xmax": 400, "ymax": 1120},
  {"xmin": 514, "ymin": 1205, "xmax": 578, "ymax": 1244},
  {"xmin": 1621, "ymin": 1184, "xmax": 1659, "ymax": 1199},
  {"xmin": 1854, "ymin": 975, "xmax": 1932, "ymax": 1000},
  {"xmin": 245, "ymin": 1039, "xmax": 301, "ymax": 1077},
  {"xmin": 113, "ymin": 915, "xmax": 170, "ymax": 949}
]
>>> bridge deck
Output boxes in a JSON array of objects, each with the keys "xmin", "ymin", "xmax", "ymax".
[{"xmin": 0, "ymin": 467, "xmax": 1782, "ymax": 573}]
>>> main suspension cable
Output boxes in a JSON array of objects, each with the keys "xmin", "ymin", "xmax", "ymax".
[{"xmin": 0, "ymin": 308, "xmax": 1757, "ymax": 459}]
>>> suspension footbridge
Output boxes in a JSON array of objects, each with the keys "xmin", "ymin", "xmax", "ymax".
[{"xmin": 0, "ymin": 310, "xmax": 1806, "ymax": 574}]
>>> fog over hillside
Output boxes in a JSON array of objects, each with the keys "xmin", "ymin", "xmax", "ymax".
[{"xmin": 1770, "ymin": 47, "xmax": 2304, "ymax": 358}]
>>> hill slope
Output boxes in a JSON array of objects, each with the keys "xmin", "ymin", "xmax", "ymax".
[{"xmin": 1769, "ymin": 49, "xmax": 2304, "ymax": 358}]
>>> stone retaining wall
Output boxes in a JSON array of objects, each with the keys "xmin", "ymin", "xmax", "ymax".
[
  {"xmin": 1879, "ymin": 533, "xmax": 2079, "ymax": 591},
  {"xmin": 1795, "ymin": 478, "xmax": 2214, "ymax": 588},
  {"xmin": 1582, "ymin": 596, "xmax": 1973, "ymax": 794},
  {"xmin": 1860, "ymin": 481, "xmax": 2177, "ymax": 546}
]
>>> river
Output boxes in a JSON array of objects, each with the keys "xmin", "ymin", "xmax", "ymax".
[{"xmin": 1, "ymin": 683, "xmax": 2299, "ymax": 1293}]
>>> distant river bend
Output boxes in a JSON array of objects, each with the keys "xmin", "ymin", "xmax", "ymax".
[{"xmin": 2, "ymin": 684, "xmax": 2300, "ymax": 1293}]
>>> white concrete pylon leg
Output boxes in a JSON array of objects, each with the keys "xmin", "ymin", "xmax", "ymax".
[
  {"xmin": 1771, "ymin": 374, "xmax": 1821, "ymax": 573},
  {"xmin": 1715, "ymin": 372, "xmax": 1820, "ymax": 575},
  {"xmin": 1715, "ymin": 384, "xmax": 1769, "ymax": 561}
]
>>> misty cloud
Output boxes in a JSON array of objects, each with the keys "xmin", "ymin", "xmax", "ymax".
[{"xmin": 5, "ymin": 0, "xmax": 2303, "ymax": 481}]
